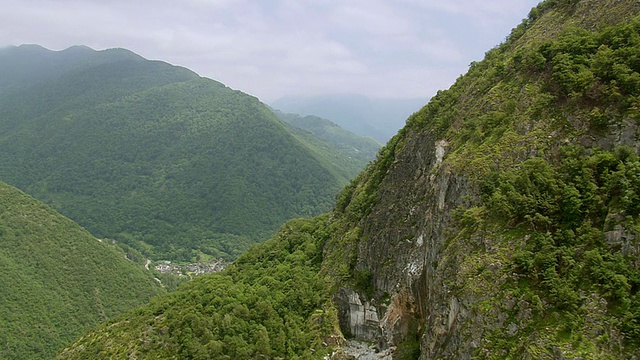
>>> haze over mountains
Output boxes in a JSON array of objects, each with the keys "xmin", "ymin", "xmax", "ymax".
[
  {"xmin": 273, "ymin": 109, "xmax": 382, "ymax": 177},
  {"xmin": 271, "ymin": 94, "xmax": 425, "ymax": 143},
  {"xmin": 0, "ymin": 44, "xmax": 377, "ymax": 262}
]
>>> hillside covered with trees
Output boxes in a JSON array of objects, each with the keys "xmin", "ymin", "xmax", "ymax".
[
  {"xmin": 274, "ymin": 109, "xmax": 382, "ymax": 180},
  {"xmin": 0, "ymin": 45, "xmax": 365, "ymax": 262},
  {"xmin": 59, "ymin": 216, "xmax": 338, "ymax": 360},
  {"xmin": 0, "ymin": 181, "xmax": 163, "ymax": 359}
]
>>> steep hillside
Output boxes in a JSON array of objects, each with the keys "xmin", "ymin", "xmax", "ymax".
[
  {"xmin": 325, "ymin": 0, "xmax": 640, "ymax": 358},
  {"xmin": 57, "ymin": 0, "xmax": 640, "ymax": 359},
  {"xmin": 58, "ymin": 216, "xmax": 338, "ymax": 360},
  {"xmin": 274, "ymin": 110, "xmax": 382, "ymax": 179},
  {"xmin": 0, "ymin": 46, "xmax": 356, "ymax": 261},
  {"xmin": 0, "ymin": 181, "xmax": 163, "ymax": 359}
]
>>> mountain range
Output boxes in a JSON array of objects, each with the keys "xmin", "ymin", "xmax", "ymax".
[
  {"xmin": 273, "ymin": 109, "xmax": 382, "ymax": 179},
  {"xmin": 0, "ymin": 44, "xmax": 376, "ymax": 262},
  {"xmin": 58, "ymin": 0, "xmax": 640, "ymax": 358}
]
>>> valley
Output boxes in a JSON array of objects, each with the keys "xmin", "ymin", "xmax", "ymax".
[
  {"xmin": 2, "ymin": 0, "xmax": 640, "ymax": 359},
  {"xmin": 153, "ymin": 259, "xmax": 226, "ymax": 276}
]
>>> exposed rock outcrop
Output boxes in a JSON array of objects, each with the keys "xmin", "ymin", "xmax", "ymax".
[
  {"xmin": 334, "ymin": 288, "xmax": 382, "ymax": 342},
  {"xmin": 330, "ymin": 1, "xmax": 640, "ymax": 358},
  {"xmin": 349, "ymin": 132, "xmax": 477, "ymax": 358}
]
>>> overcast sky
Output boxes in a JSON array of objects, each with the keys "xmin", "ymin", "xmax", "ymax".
[{"xmin": 1, "ymin": 0, "xmax": 540, "ymax": 102}]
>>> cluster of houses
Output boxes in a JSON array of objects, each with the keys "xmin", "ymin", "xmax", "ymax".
[{"xmin": 154, "ymin": 259, "xmax": 226, "ymax": 276}]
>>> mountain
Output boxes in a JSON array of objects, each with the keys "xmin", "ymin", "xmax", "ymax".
[
  {"xmin": 58, "ymin": 0, "xmax": 640, "ymax": 359},
  {"xmin": 59, "ymin": 216, "xmax": 336, "ymax": 360},
  {"xmin": 0, "ymin": 181, "xmax": 163, "ymax": 359},
  {"xmin": 0, "ymin": 44, "xmax": 119, "ymax": 96},
  {"xmin": 0, "ymin": 45, "xmax": 359, "ymax": 262},
  {"xmin": 271, "ymin": 94, "xmax": 425, "ymax": 143},
  {"xmin": 273, "ymin": 109, "xmax": 382, "ymax": 180}
]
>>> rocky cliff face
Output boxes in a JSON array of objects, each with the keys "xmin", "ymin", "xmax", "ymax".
[
  {"xmin": 332, "ymin": 130, "xmax": 478, "ymax": 358},
  {"xmin": 328, "ymin": 0, "xmax": 640, "ymax": 358}
]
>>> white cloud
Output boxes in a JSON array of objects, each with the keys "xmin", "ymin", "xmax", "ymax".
[
  {"xmin": 0, "ymin": 0, "xmax": 541, "ymax": 101},
  {"xmin": 329, "ymin": 1, "xmax": 417, "ymax": 37},
  {"xmin": 399, "ymin": 0, "xmax": 535, "ymax": 22}
]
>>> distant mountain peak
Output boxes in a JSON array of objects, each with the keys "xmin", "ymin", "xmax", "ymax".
[
  {"xmin": 61, "ymin": 44, "xmax": 96, "ymax": 53},
  {"xmin": 271, "ymin": 94, "xmax": 425, "ymax": 142},
  {"xmin": 97, "ymin": 46, "xmax": 146, "ymax": 60}
]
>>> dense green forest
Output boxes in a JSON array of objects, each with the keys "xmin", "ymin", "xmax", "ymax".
[
  {"xmin": 59, "ymin": 216, "xmax": 338, "ymax": 360},
  {"xmin": 0, "ymin": 46, "xmax": 365, "ymax": 262},
  {"xmin": 0, "ymin": 45, "xmax": 147, "ymax": 97},
  {"xmin": 273, "ymin": 109, "xmax": 382, "ymax": 179},
  {"xmin": 0, "ymin": 181, "xmax": 163, "ymax": 359}
]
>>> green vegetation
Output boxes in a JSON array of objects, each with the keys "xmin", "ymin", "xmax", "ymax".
[
  {"xmin": 409, "ymin": 3, "xmax": 639, "ymax": 357},
  {"xmin": 58, "ymin": 216, "xmax": 338, "ymax": 360},
  {"xmin": 0, "ymin": 181, "xmax": 163, "ymax": 359},
  {"xmin": 405, "ymin": 1, "xmax": 640, "ymax": 147},
  {"xmin": 274, "ymin": 110, "xmax": 382, "ymax": 179},
  {"xmin": 475, "ymin": 147, "xmax": 640, "ymax": 356},
  {"xmin": 0, "ymin": 46, "xmax": 362, "ymax": 262}
]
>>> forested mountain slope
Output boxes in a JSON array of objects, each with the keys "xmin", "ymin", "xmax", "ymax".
[
  {"xmin": 324, "ymin": 0, "xmax": 640, "ymax": 357},
  {"xmin": 0, "ymin": 45, "xmax": 144, "ymax": 96},
  {"xmin": 0, "ymin": 45, "xmax": 357, "ymax": 261},
  {"xmin": 273, "ymin": 109, "xmax": 382, "ymax": 180},
  {"xmin": 59, "ymin": 216, "xmax": 338, "ymax": 360},
  {"xmin": 58, "ymin": 0, "xmax": 640, "ymax": 359},
  {"xmin": 0, "ymin": 181, "xmax": 163, "ymax": 359}
]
